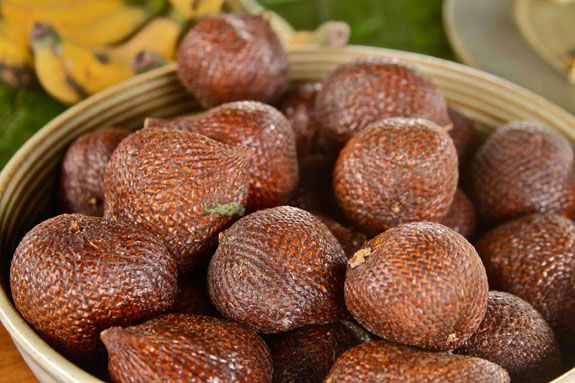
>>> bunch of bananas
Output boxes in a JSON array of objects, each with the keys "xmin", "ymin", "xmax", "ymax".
[{"xmin": 0, "ymin": 0, "xmax": 349, "ymax": 105}]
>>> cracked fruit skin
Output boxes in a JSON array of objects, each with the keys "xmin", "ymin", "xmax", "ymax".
[
  {"xmin": 208, "ymin": 206, "xmax": 347, "ymax": 333},
  {"xmin": 334, "ymin": 118, "xmax": 458, "ymax": 237},
  {"xmin": 104, "ymin": 128, "xmax": 252, "ymax": 272},
  {"xmin": 314, "ymin": 56, "xmax": 452, "ymax": 149},
  {"xmin": 344, "ymin": 221, "xmax": 488, "ymax": 351},
  {"xmin": 456, "ymin": 291, "xmax": 561, "ymax": 383},
  {"xmin": 101, "ymin": 314, "xmax": 272, "ymax": 383},
  {"xmin": 177, "ymin": 14, "xmax": 289, "ymax": 109},
  {"xmin": 60, "ymin": 126, "xmax": 129, "ymax": 216},
  {"xmin": 324, "ymin": 340, "xmax": 510, "ymax": 383},
  {"xmin": 10, "ymin": 214, "xmax": 177, "ymax": 361}
]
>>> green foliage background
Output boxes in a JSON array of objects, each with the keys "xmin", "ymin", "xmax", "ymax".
[{"xmin": 0, "ymin": 0, "xmax": 452, "ymax": 168}]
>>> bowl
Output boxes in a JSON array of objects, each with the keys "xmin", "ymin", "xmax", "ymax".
[{"xmin": 0, "ymin": 45, "xmax": 574, "ymax": 383}]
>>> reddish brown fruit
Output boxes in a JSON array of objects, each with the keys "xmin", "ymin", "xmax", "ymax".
[
  {"xmin": 177, "ymin": 14, "xmax": 289, "ymax": 108},
  {"xmin": 172, "ymin": 272, "xmax": 217, "ymax": 316},
  {"xmin": 448, "ymin": 107, "xmax": 474, "ymax": 163},
  {"xmin": 440, "ymin": 189, "xmax": 476, "ymax": 239},
  {"xmin": 208, "ymin": 206, "xmax": 347, "ymax": 333},
  {"xmin": 280, "ymin": 81, "xmax": 322, "ymax": 158},
  {"xmin": 345, "ymin": 222, "xmax": 488, "ymax": 351},
  {"xmin": 324, "ymin": 340, "xmax": 510, "ymax": 383},
  {"xmin": 315, "ymin": 213, "xmax": 367, "ymax": 259},
  {"xmin": 60, "ymin": 127, "xmax": 129, "ymax": 216},
  {"xmin": 469, "ymin": 121, "xmax": 575, "ymax": 224},
  {"xmin": 315, "ymin": 56, "xmax": 451, "ymax": 149},
  {"xmin": 10, "ymin": 214, "xmax": 177, "ymax": 360},
  {"xmin": 334, "ymin": 118, "xmax": 458, "ymax": 237},
  {"xmin": 456, "ymin": 291, "xmax": 561, "ymax": 383},
  {"xmin": 104, "ymin": 128, "xmax": 252, "ymax": 272},
  {"xmin": 476, "ymin": 213, "xmax": 575, "ymax": 345},
  {"xmin": 145, "ymin": 101, "xmax": 298, "ymax": 210},
  {"xmin": 101, "ymin": 314, "xmax": 272, "ymax": 383},
  {"xmin": 268, "ymin": 322, "xmax": 361, "ymax": 383}
]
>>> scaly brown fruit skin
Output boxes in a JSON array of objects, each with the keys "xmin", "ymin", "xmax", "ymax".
[
  {"xmin": 146, "ymin": 101, "xmax": 298, "ymax": 211},
  {"xmin": 441, "ymin": 189, "xmax": 476, "ymax": 239},
  {"xmin": 468, "ymin": 121, "xmax": 575, "ymax": 225},
  {"xmin": 10, "ymin": 214, "xmax": 177, "ymax": 361},
  {"xmin": 280, "ymin": 81, "xmax": 323, "ymax": 159},
  {"xmin": 172, "ymin": 272, "xmax": 217, "ymax": 317},
  {"xmin": 177, "ymin": 14, "xmax": 289, "ymax": 108},
  {"xmin": 456, "ymin": 291, "xmax": 561, "ymax": 383},
  {"xmin": 345, "ymin": 222, "xmax": 488, "ymax": 351},
  {"xmin": 476, "ymin": 213, "xmax": 575, "ymax": 345},
  {"xmin": 324, "ymin": 340, "xmax": 510, "ymax": 383},
  {"xmin": 315, "ymin": 213, "xmax": 367, "ymax": 259},
  {"xmin": 268, "ymin": 322, "xmax": 361, "ymax": 383},
  {"xmin": 314, "ymin": 56, "xmax": 451, "ymax": 149},
  {"xmin": 60, "ymin": 127, "xmax": 129, "ymax": 216},
  {"xmin": 448, "ymin": 107, "xmax": 474, "ymax": 164},
  {"xmin": 101, "ymin": 314, "xmax": 272, "ymax": 383},
  {"xmin": 104, "ymin": 129, "xmax": 252, "ymax": 273},
  {"xmin": 208, "ymin": 206, "xmax": 347, "ymax": 333},
  {"xmin": 334, "ymin": 118, "xmax": 458, "ymax": 237}
]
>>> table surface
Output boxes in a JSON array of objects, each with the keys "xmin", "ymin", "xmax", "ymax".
[{"xmin": 0, "ymin": 323, "xmax": 38, "ymax": 383}]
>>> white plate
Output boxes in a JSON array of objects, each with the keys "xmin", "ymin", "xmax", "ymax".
[
  {"xmin": 444, "ymin": 0, "xmax": 575, "ymax": 115},
  {"xmin": 514, "ymin": 0, "xmax": 575, "ymax": 78}
]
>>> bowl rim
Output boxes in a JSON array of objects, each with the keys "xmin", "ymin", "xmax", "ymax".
[{"xmin": 1, "ymin": 44, "xmax": 575, "ymax": 382}]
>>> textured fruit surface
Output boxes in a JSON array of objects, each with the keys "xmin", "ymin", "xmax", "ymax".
[
  {"xmin": 280, "ymin": 81, "xmax": 322, "ymax": 158},
  {"xmin": 456, "ymin": 291, "xmax": 561, "ymax": 383},
  {"xmin": 104, "ymin": 128, "xmax": 251, "ymax": 272},
  {"xmin": 345, "ymin": 222, "xmax": 488, "ymax": 350},
  {"xmin": 476, "ymin": 213, "xmax": 575, "ymax": 344},
  {"xmin": 314, "ymin": 56, "xmax": 451, "ymax": 148},
  {"xmin": 441, "ymin": 189, "xmax": 476, "ymax": 239},
  {"xmin": 315, "ymin": 213, "xmax": 367, "ymax": 259},
  {"xmin": 334, "ymin": 118, "xmax": 458, "ymax": 236},
  {"xmin": 172, "ymin": 272, "xmax": 217, "ymax": 317},
  {"xmin": 101, "ymin": 314, "xmax": 272, "ymax": 383},
  {"xmin": 177, "ymin": 14, "xmax": 289, "ymax": 108},
  {"xmin": 268, "ymin": 322, "xmax": 361, "ymax": 383},
  {"xmin": 448, "ymin": 107, "xmax": 474, "ymax": 163},
  {"xmin": 10, "ymin": 214, "xmax": 177, "ymax": 360},
  {"xmin": 60, "ymin": 127, "xmax": 129, "ymax": 216},
  {"xmin": 324, "ymin": 340, "xmax": 510, "ymax": 383},
  {"xmin": 145, "ymin": 101, "xmax": 298, "ymax": 210},
  {"xmin": 469, "ymin": 121, "xmax": 575, "ymax": 224},
  {"xmin": 208, "ymin": 206, "xmax": 347, "ymax": 333}
]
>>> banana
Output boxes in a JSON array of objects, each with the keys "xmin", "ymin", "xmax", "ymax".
[
  {"xmin": 168, "ymin": 0, "xmax": 225, "ymax": 19},
  {"xmin": 2, "ymin": 1, "xmax": 150, "ymax": 47},
  {"xmin": 1, "ymin": 0, "xmax": 127, "ymax": 31},
  {"xmin": 0, "ymin": 22, "xmax": 36, "ymax": 88},
  {"xmin": 96, "ymin": 17, "xmax": 182, "ymax": 63},
  {"xmin": 285, "ymin": 21, "xmax": 350, "ymax": 48},
  {"xmin": 31, "ymin": 23, "xmax": 133, "ymax": 104},
  {"xmin": 66, "ymin": 6, "xmax": 150, "ymax": 46}
]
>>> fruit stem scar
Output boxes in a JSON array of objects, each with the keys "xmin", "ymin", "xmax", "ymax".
[
  {"xmin": 205, "ymin": 202, "xmax": 246, "ymax": 217},
  {"xmin": 349, "ymin": 247, "xmax": 372, "ymax": 268},
  {"xmin": 69, "ymin": 221, "xmax": 81, "ymax": 233}
]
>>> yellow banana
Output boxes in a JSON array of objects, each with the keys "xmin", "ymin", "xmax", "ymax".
[
  {"xmin": 168, "ymin": 0, "xmax": 225, "ymax": 19},
  {"xmin": 286, "ymin": 21, "xmax": 350, "ymax": 48},
  {"xmin": 31, "ymin": 23, "xmax": 133, "ymax": 104},
  {"xmin": 96, "ymin": 17, "xmax": 182, "ymax": 63},
  {"xmin": 66, "ymin": 6, "xmax": 150, "ymax": 46},
  {"xmin": 0, "ymin": 22, "xmax": 36, "ymax": 88}
]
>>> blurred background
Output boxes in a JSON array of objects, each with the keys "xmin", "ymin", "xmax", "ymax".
[{"xmin": 0, "ymin": 0, "xmax": 450, "ymax": 167}]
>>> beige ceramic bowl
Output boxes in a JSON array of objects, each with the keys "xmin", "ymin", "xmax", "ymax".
[{"xmin": 0, "ymin": 46, "xmax": 575, "ymax": 382}]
